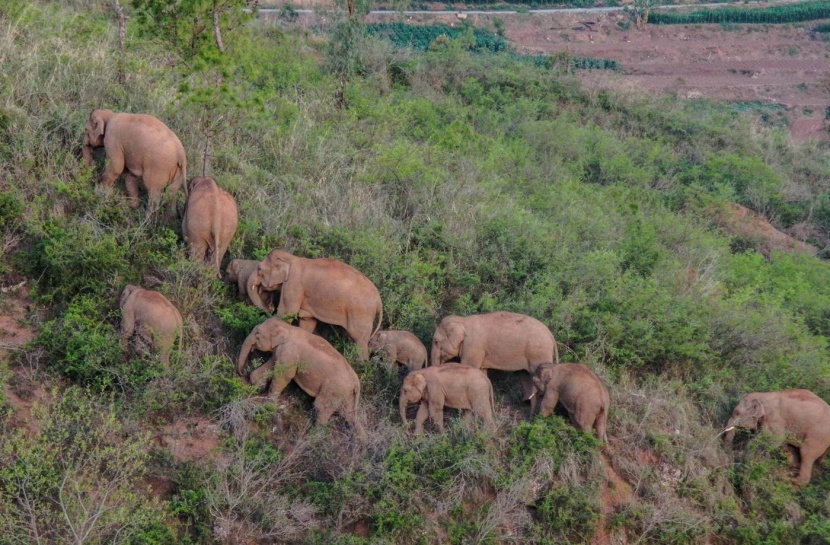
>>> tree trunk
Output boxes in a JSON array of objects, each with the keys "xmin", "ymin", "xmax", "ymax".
[{"xmin": 213, "ymin": 8, "xmax": 225, "ymax": 53}]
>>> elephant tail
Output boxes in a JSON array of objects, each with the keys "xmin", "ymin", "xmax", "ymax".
[{"xmin": 372, "ymin": 299, "xmax": 383, "ymax": 339}]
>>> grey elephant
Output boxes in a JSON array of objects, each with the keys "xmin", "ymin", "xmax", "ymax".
[
  {"xmin": 183, "ymin": 177, "xmax": 238, "ymax": 273},
  {"xmin": 247, "ymin": 250, "xmax": 383, "ymax": 361},
  {"xmin": 431, "ymin": 311, "xmax": 559, "ymax": 412},
  {"xmin": 532, "ymin": 363, "xmax": 609, "ymax": 443},
  {"xmin": 225, "ymin": 258, "xmax": 274, "ymax": 308},
  {"xmin": 82, "ymin": 109, "xmax": 186, "ymax": 214},
  {"xmin": 119, "ymin": 285, "xmax": 183, "ymax": 367},
  {"xmin": 369, "ymin": 330, "xmax": 428, "ymax": 371},
  {"xmin": 399, "ymin": 364, "xmax": 496, "ymax": 434},
  {"xmin": 724, "ymin": 389, "xmax": 830, "ymax": 486},
  {"xmin": 238, "ymin": 318, "xmax": 363, "ymax": 434}
]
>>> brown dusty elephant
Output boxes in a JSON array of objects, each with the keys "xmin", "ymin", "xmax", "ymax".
[
  {"xmin": 82, "ymin": 109, "xmax": 186, "ymax": 214},
  {"xmin": 369, "ymin": 330, "xmax": 428, "ymax": 371},
  {"xmin": 237, "ymin": 318, "xmax": 363, "ymax": 434},
  {"xmin": 431, "ymin": 312, "xmax": 559, "ymax": 412},
  {"xmin": 532, "ymin": 363, "xmax": 609, "ymax": 443},
  {"xmin": 225, "ymin": 258, "xmax": 274, "ymax": 308},
  {"xmin": 724, "ymin": 389, "xmax": 830, "ymax": 486},
  {"xmin": 247, "ymin": 250, "xmax": 383, "ymax": 361},
  {"xmin": 119, "ymin": 285, "xmax": 183, "ymax": 367},
  {"xmin": 182, "ymin": 177, "xmax": 238, "ymax": 273},
  {"xmin": 399, "ymin": 364, "xmax": 496, "ymax": 434}
]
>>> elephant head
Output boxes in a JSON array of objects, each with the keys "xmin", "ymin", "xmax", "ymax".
[
  {"xmin": 431, "ymin": 317, "xmax": 465, "ymax": 365},
  {"xmin": 724, "ymin": 395, "xmax": 766, "ymax": 445},
  {"xmin": 237, "ymin": 318, "xmax": 290, "ymax": 376},
  {"xmin": 248, "ymin": 250, "xmax": 294, "ymax": 312},
  {"xmin": 531, "ymin": 364, "xmax": 557, "ymax": 416},
  {"xmin": 368, "ymin": 331, "xmax": 386, "ymax": 353},
  {"xmin": 82, "ymin": 109, "xmax": 115, "ymax": 165},
  {"xmin": 119, "ymin": 284, "xmax": 140, "ymax": 308},
  {"xmin": 400, "ymin": 371, "xmax": 428, "ymax": 423}
]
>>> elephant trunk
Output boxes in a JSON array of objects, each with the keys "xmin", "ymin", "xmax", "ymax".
[
  {"xmin": 82, "ymin": 135, "xmax": 94, "ymax": 166},
  {"xmin": 399, "ymin": 394, "xmax": 409, "ymax": 424},
  {"xmin": 723, "ymin": 424, "xmax": 736, "ymax": 445},
  {"xmin": 247, "ymin": 273, "xmax": 268, "ymax": 312},
  {"xmin": 237, "ymin": 331, "xmax": 257, "ymax": 377},
  {"xmin": 431, "ymin": 346, "xmax": 442, "ymax": 367}
]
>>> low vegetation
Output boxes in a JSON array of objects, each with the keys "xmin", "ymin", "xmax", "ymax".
[
  {"xmin": 650, "ymin": 0, "xmax": 830, "ymax": 25},
  {"xmin": 3, "ymin": 0, "xmax": 830, "ymax": 543}
]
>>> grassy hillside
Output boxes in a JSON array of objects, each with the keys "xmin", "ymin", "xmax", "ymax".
[{"xmin": 3, "ymin": 1, "xmax": 830, "ymax": 543}]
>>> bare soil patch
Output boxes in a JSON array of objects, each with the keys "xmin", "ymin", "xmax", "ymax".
[{"xmin": 353, "ymin": 10, "xmax": 830, "ymax": 140}]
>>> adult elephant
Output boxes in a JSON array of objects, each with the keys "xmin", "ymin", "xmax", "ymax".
[
  {"xmin": 237, "ymin": 318, "xmax": 363, "ymax": 435},
  {"xmin": 247, "ymin": 250, "xmax": 383, "ymax": 361},
  {"xmin": 724, "ymin": 389, "xmax": 830, "ymax": 486},
  {"xmin": 532, "ymin": 363, "xmax": 609, "ymax": 443},
  {"xmin": 119, "ymin": 285, "xmax": 183, "ymax": 367},
  {"xmin": 82, "ymin": 109, "xmax": 186, "ymax": 215},
  {"xmin": 182, "ymin": 177, "xmax": 238, "ymax": 273},
  {"xmin": 431, "ymin": 311, "xmax": 559, "ymax": 412}
]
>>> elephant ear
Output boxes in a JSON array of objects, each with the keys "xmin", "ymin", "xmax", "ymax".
[
  {"xmin": 447, "ymin": 322, "xmax": 465, "ymax": 356},
  {"xmin": 747, "ymin": 398, "xmax": 766, "ymax": 422},
  {"xmin": 262, "ymin": 256, "xmax": 291, "ymax": 289},
  {"xmin": 264, "ymin": 321, "xmax": 290, "ymax": 350},
  {"xmin": 89, "ymin": 110, "xmax": 106, "ymax": 141},
  {"xmin": 119, "ymin": 285, "xmax": 138, "ymax": 308},
  {"xmin": 412, "ymin": 373, "xmax": 428, "ymax": 398}
]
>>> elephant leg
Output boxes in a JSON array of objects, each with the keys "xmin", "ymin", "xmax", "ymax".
[
  {"xmin": 314, "ymin": 398, "xmax": 336, "ymax": 426},
  {"xmin": 572, "ymin": 409, "xmax": 596, "ymax": 435},
  {"xmin": 101, "ymin": 153, "xmax": 124, "ymax": 191},
  {"xmin": 472, "ymin": 400, "xmax": 496, "ymax": 432},
  {"xmin": 794, "ymin": 442, "xmax": 822, "ymax": 486},
  {"xmin": 124, "ymin": 172, "xmax": 141, "ymax": 208},
  {"xmin": 189, "ymin": 240, "xmax": 209, "ymax": 265},
  {"xmin": 429, "ymin": 400, "xmax": 445, "ymax": 433},
  {"xmin": 146, "ymin": 187, "xmax": 163, "ymax": 215},
  {"xmin": 268, "ymin": 364, "xmax": 297, "ymax": 397},
  {"xmin": 538, "ymin": 391, "xmax": 559, "ymax": 418},
  {"xmin": 595, "ymin": 408, "xmax": 608, "ymax": 444},
  {"xmin": 297, "ymin": 310, "xmax": 318, "ymax": 333},
  {"xmin": 250, "ymin": 360, "xmax": 275, "ymax": 390},
  {"xmin": 414, "ymin": 402, "xmax": 429, "ymax": 435}
]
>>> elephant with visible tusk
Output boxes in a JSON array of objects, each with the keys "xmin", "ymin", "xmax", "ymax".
[
  {"xmin": 247, "ymin": 250, "xmax": 383, "ymax": 361},
  {"xmin": 532, "ymin": 363, "xmax": 610, "ymax": 443},
  {"xmin": 82, "ymin": 109, "xmax": 186, "ymax": 215},
  {"xmin": 430, "ymin": 311, "xmax": 559, "ymax": 414},
  {"xmin": 238, "ymin": 318, "xmax": 364, "ymax": 435},
  {"xmin": 399, "ymin": 364, "xmax": 496, "ymax": 434},
  {"xmin": 724, "ymin": 389, "xmax": 830, "ymax": 486}
]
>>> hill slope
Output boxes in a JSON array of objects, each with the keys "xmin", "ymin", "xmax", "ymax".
[{"xmin": 2, "ymin": 1, "xmax": 830, "ymax": 543}]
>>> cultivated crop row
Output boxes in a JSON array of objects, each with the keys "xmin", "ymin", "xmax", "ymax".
[{"xmin": 650, "ymin": 0, "xmax": 830, "ymax": 25}]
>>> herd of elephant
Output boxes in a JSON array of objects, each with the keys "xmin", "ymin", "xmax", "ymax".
[{"xmin": 87, "ymin": 109, "xmax": 830, "ymax": 485}]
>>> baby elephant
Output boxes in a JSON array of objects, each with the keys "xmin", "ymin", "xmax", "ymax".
[
  {"xmin": 399, "ymin": 364, "xmax": 496, "ymax": 434},
  {"xmin": 238, "ymin": 318, "xmax": 363, "ymax": 435},
  {"xmin": 369, "ymin": 330, "xmax": 428, "ymax": 371},
  {"xmin": 183, "ymin": 177, "xmax": 238, "ymax": 273},
  {"xmin": 225, "ymin": 259, "xmax": 274, "ymax": 308},
  {"xmin": 119, "ymin": 285, "xmax": 183, "ymax": 367},
  {"xmin": 532, "ymin": 363, "xmax": 609, "ymax": 443}
]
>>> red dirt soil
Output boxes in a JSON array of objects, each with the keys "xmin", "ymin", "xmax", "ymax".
[{"xmin": 352, "ymin": 10, "xmax": 830, "ymax": 141}]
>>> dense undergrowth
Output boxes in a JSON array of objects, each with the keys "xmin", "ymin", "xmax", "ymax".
[{"xmin": 3, "ymin": 0, "xmax": 830, "ymax": 542}]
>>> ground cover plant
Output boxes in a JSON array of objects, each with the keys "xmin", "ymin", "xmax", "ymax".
[
  {"xmin": 649, "ymin": 0, "xmax": 830, "ymax": 25},
  {"xmin": 3, "ymin": 0, "xmax": 830, "ymax": 543}
]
